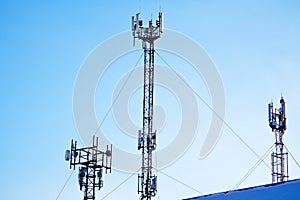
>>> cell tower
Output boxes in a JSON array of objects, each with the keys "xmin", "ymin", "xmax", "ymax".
[
  {"xmin": 65, "ymin": 136, "xmax": 112, "ymax": 200},
  {"xmin": 131, "ymin": 12, "xmax": 163, "ymax": 200},
  {"xmin": 268, "ymin": 96, "xmax": 289, "ymax": 183}
]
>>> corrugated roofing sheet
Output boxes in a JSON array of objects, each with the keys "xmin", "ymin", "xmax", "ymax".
[{"xmin": 184, "ymin": 179, "xmax": 300, "ymax": 200}]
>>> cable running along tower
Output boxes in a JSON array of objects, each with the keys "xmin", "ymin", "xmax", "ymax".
[
  {"xmin": 268, "ymin": 96, "xmax": 289, "ymax": 183},
  {"xmin": 132, "ymin": 12, "xmax": 163, "ymax": 200}
]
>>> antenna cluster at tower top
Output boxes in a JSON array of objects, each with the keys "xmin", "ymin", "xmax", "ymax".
[
  {"xmin": 131, "ymin": 12, "xmax": 163, "ymax": 46},
  {"xmin": 268, "ymin": 96, "xmax": 287, "ymax": 132}
]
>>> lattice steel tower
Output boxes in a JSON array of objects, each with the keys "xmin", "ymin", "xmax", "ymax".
[
  {"xmin": 268, "ymin": 96, "xmax": 289, "ymax": 183},
  {"xmin": 132, "ymin": 12, "xmax": 162, "ymax": 200},
  {"xmin": 65, "ymin": 136, "xmax": 112, "ymax": 200}
]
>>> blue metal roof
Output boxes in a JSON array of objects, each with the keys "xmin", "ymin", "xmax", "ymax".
[{"xmin": 184, "ymin": 179, "xmax": 300, "ymax": 200}]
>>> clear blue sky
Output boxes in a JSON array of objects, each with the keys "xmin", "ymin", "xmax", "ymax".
[{"xmin": 1, "ymin": 1, "xmax": 300, "ymax": 200}]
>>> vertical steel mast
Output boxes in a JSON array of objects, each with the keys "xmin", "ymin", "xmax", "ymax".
[
  {"xmin": 132, "ymin": 12, "xmax": 162, "ymax": 200},
  {"xmin": 268, "ymin": 96, "xmax": 289, "ymax": 183}
]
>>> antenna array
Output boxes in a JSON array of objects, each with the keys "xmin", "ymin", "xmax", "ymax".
[{"xmin": 65, "ymin": 136, "xmax": 112, "ymax": 200}]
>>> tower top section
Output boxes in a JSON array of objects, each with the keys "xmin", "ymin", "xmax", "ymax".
[
  {"xmin": 268, "ymin": 96, "xmax": 287, "ymax": 132},
  {"xmin": 131, "ymin": 12, "xmax": 163, "ymax": 45}
]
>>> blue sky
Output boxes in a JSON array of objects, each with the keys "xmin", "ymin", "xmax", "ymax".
[{"xmin": 1, "ymin": 1, "xmax": 300, "ymax": 200}]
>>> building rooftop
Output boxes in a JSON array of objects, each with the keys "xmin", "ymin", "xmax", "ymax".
[{"xmin": 184, "ymin": 179, "xmax": 300, "ymax": 200}]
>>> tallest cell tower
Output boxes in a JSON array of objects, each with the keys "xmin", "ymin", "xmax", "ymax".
[{"xmin": 132, "ymin": 12, "xmax": 163, "ymax": 200}]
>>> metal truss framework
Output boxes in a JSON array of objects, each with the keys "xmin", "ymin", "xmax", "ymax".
[
  {"xmin": 65, "ymin": 136, "xmax": 112, "ymax": 200},
  {"xmin": 269, "ymin": 96, "xmax": 289, "ymax": 183},
  {"xmin": 132, "ymin": 12, "xmax": 162, "ymax": 200}
]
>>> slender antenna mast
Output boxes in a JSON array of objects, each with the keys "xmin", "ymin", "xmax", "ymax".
[
  {"xmin": 132, "ymin": 12, "xmax": 163, "ymax": 200},
  {"xmin": 65, "ymin": 136, "xmax": 112, "ymax": 200},
  {"xmin": 268, "ymin": 96, "xmax": 289, "ymax": 183}
]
